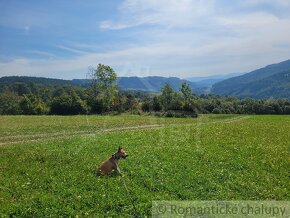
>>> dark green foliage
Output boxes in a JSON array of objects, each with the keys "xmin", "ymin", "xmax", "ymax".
[
  {"xmin": 152, "ymin": 96, "xmax": 162, "ymax": 111},
  {"xmin": 0, "ymin": 91, "xmax": 22, "ymax": 115},
  {"xmin": 170, "ymin": 93, "xmax": 183, "ymax": 110},
  {"xmin": 0, "ymin": 76, "xmax": 74, "ymax": 87},
  {"xmin": 86, "ymin": 97, "xmax": 104, "ymax": 114},
  {"xmin": 1, "ymin": 72, "xmax": 290, "ymax": 115},
  {"xmin": 50, "ymin": 92, "xmax": 88, "ymax": 115},
  {"xmin": 88, "ymin": 64, "xmax": 117, "ymax": 112},
  {"xmin": 141, "ymin": 84, "xmax": 290, "ymax": 115},
  {"xmin": 141, "ymin": 100, "xmax": 151, "ymax": 112},
  {"xmin": 180, "ymin": 82, "xmax": 192, "ymax": 103},
  {"xmin": 180, "ymin": 82, "xmax": 198, "ymax": 113},
  {"xmin": 123, "ymin": 93, "xmax": 138, "ymax": 111},
  {"xmin": 212, "ymin": 107, "xmax": 223, "ymax": 114},
  {"xmin": 161, "ymin": 83, "xmax": 174, "ymax": 111},
  {"xmin": 20, "ymin": 94, "xmax": 48, "ymax": 115},
  {"xmin": 11, "ymin": 82, "xmax": 31, "ymax": 96},
  {"xmin": 162, "ymin": 110, "xmax": 198, "ymax": 118},
  {"xmin": 113, "ymin": 92, "xmax": 128, "ymax": 113},
  {"xmin": 140, "ymin": 96, "xmax": 162, "ymax": 112}
]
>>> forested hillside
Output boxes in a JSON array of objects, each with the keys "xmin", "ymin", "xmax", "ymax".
[
  {"xmin": 212, "ymin": 59, "xmax": 290, "ymax": 98},
  {"xmin": 1, "ymin": 64, "xmax": 290, "ymax": 116},
  {"xmin": 117, "ymin": 76, "xmax": 201, "ymax": 92}
]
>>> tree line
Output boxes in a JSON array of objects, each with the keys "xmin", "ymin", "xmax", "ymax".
[{"xmin": 1, "ymin": 64, "xmax": 290, "ymax": 116}]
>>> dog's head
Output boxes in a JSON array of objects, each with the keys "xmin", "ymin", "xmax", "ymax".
[{"xmin": 117, "ymin": 146, "xmax": 128, "ymax": 159}]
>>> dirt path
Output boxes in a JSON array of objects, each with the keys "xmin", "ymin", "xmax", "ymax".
[{"xmin": 0, "ymin": 116, "xmax": 249, "ymax": 146}]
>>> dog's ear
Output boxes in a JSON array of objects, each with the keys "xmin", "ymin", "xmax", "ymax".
[{"xmin": 118, "ymin": 146, "xmax": 122, "ymax": 152}]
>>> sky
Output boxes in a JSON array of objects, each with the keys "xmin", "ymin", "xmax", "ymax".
[{"xmin": 0, "ymin": 0, "xmax": 290, "ymax": 79}]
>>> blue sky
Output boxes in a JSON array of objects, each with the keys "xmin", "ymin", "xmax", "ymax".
[{"xmin": 0, "ymin": 0, "xmax": 290, "ymax": 79}]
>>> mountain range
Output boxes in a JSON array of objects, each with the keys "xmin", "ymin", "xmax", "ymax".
[
  {"xmin": 211, "ymin": 59, "xmax": 290, "ymax": 99},
  {"xmin": 1, "ymin": 59, "xmax": 289, "ymax": 99},
  {"xmin": 117, "ymin": 76, "xmax": 203, "ymax": 92},
  {"xmin": 0, "ymin": 76, "xmax": 203, "ymax": 93},
  {"xmin": 186, "ymin": 72, "xmax": 244, "ymax": 87},
  {"xmin": 73, "ymin": 77, "xmax": 203, "ymax": 92}
]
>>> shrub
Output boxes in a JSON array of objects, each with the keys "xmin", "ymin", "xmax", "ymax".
[
  {"xmin": 161, "ymin": 110, "xmax": 198, "ymax": 118},
  {"xmin": 20, "ymin": 94, "xmax": 48, "ymax": 115},
  {"xmin": 0, "ymin": 91, "xmax": 22, "ymax": 115},
  {"xmin": 50, "ymin": 93, "xmax": 88, "ymax": 115},
  {"xmin": 141, "ymin": 101, "xmax": 151, "ymax": 112}
]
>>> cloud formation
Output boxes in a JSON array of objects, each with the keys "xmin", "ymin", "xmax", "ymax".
[
  {"xmin": 100, "ymin": 0, "xmax": 215, "ymax": 29},
  {"xmin": 0, "ymin": 0, "xmax": 290, "ymax": 79}
]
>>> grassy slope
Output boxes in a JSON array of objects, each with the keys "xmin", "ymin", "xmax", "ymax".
[{"xmin": 0, "ymin": 115, "xmax": 289, "ymax": 217}]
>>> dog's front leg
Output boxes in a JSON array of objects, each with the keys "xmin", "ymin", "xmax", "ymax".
[
  {"xmin": 116, "ymin": 165, "xmax": 123, "ymax": 176},
  {"xmin": 117, "ymin": 165, "xmax": 121, "ymax": 174}
]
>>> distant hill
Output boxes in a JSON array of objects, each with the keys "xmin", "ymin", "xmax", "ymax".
[
  {"xmin": 0, "ymin": 76, "xmax": 201, "ymax": 93},
  {"xmin": 211, "ymin": 59, "xmax": 290, "ymax": 99},
  {"xmin": 0, "ymin": 76, "xmax": 74, "ymax": 87},
  {"xmin": 187, "ymin": 72, "xmax": 244, "ymax": 87},
  {"xmin": 74, "ymin": 76, "xmax": 201, "ymax": 92},
  {"xmin": 117, "ymin": 76, "xmax": 200, "ymax": 92}
]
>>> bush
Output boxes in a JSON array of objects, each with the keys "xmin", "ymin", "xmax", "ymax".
[
  {"xmin": 152, "ymin": 96, "xmax": 162, "ymax": 111},
  {"xmin": 212, "ymin": 108, "xmax": 223, "ymax": 114},
  {"xmin": 50, "ymin": 93, "xmax": 88, "ymax": 115},
  {"xmin": 0, "ymin": 92, "xmax": 22, "ymax": 115},
  {"xmin": 141, "ymin": 101, "xmax": 151, "ymax": 112},
  {"xmin": 160, "ymin": 110, "xmax": 198, "ymax": 118},
  {"xmin": 87, "ymin": 98, "xmax": 104, "ymax": 114},
  {"xmin": 20, "ymin": 94, "xmax": 48, "ymax": 115}
]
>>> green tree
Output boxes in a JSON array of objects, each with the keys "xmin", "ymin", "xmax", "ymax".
[
  {"xmin": 12, "ymin": 82, "xmax": 30, "ymax": 96},
  {"xmin": 89, "ymin": 64, "xmax": 117, "ymax": 112},
  {"xmin": 141, "ymin": 100, "xmax": 151, "ymax": 112},
  {"xmin": 180, "ymin": 82, "xmax": 193, "ymax": 111},
  {"xmin": 161, "ymin": 83, "xmax": 174, "ymax": 111},
  {"xmin": 50, "ymin": 91, "xmax": 88, "ymax": 115},
  {"xmin": 20, "ymin": 94, "xmax": 48, "ymax": 115},
  {"xmin": 171, "ymin": 92, "xmax": 183, "ymax": 110},
  {"xmin": 152, "ymin": 96, "xmax": 162, "ymax": 111},
  {"xmin": 124, "ymin": 93, "xmax": 138, "ymax": 112},
  {"xmin": 0, "ymin": 91, "xmax": 22, "ymax": 115},
  {"xmin": 113, "ymin": 92, "xmax": 127, "ymax": 113}
]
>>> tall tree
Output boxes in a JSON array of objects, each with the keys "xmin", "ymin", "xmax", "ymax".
[
  {"xmin": 180, "ymin": 82, "xmax": 192, "ymax": 111},
  {"xmin": 0, "ymin": 90, "xmax": 22, "ymax": 115},
  {"xmin": 20, "ymin": 94, "xmax": 48, "ymax": 115},
  {"xmin": 161, "ymin": 83, "xmax": 174, "ymax": 111},
  {"xmin": 89, "ymin": 64, "xmax": 117, "ymax": 112}
]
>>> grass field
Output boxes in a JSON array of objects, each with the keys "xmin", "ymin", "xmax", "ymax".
[{"xmin": 0, "ymin": 114, "xmax": 289, "ymax": 217}]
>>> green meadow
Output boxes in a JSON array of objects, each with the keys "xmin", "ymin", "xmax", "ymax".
[{"xmin": 0, "ymin": 115, "xmax": 289, "ymax": 217}]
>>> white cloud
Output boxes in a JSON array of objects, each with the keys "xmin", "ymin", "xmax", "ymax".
[
  {"xmin": 99, "ymin": 0, "xmax": 215, "ymax": 30},
  {"xmin": 26, "ymin": 50, "xmax": 57, "ymax": 59},
  {"xmin": 216, "ymin": 12, "xmax": 290, "ymax": 49},
  {"xmin": 1, "ymin": 30, "xmax": 289, "ymax": 79},
  {"xmin": 99, "ymin": 20, "xmax": 135, "ymax": 30},
  {"xmin": 243, "ymin": 0, "xmax": 290, "ymax": 8},
  {"xmin": 57, "ymin": 45, "xmax": 89, "ymax": 55},
  {"xmin": 1, "ymin": 0, "xmax": 290, "ymax": 79}
]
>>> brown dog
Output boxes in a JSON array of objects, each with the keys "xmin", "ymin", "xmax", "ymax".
[{"xmin": 97, "ymin": 146, "xmax": 128, "ymax": 175}]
